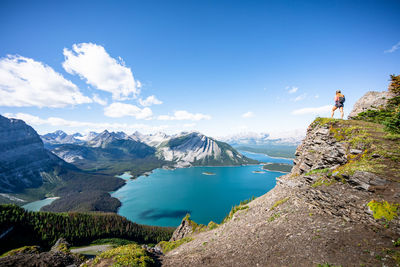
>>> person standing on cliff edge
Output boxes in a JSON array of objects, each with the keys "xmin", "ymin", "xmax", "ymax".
[{"xmin": 331, "ymin": 90, "xmax": 345, "ymax": 119}]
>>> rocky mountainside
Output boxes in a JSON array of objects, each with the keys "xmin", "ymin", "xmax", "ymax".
[
  {"xmin": 156, "ymin": 132, "xmax": 257, "ymax": 167},
  {"xmin": 41, "ymin": 130, "xmax": 83, "ymax": 146},
  {"xmin": 0, "ymin": 115, "xmax": 125, "ymax": 212},
  {"xmin": 87, "ymin": 130, "xmax": 129, "ymax": 148},
  {"xmin": 0, "ymin": 115, "xmax": 69, "ymax": 193}
]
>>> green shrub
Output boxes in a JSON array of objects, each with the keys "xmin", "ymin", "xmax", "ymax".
[
  {"xmin": 367, "ymin": 200, "xmax": 399, "ymax": 222},
  {"xmin": 270, "ymin": 197, "xmax": 290, "ymax": 211},
  {"xmin": 158, "ymin": 237, "xmax": 193, "ymax": 253},
  {"xmin": 207, "ymin": 221, "xmax": 219, "ymax": 230},
  {"xmin": 92, "ymin": 243, "xmax": 154, "ymax": 267},
  {"xmin": 222, "ymin": 205, "xmax": 249, "ymax": 224}
]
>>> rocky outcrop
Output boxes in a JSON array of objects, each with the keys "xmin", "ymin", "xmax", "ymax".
[
  {"xmin": 170, "ymin": 216, "xmax": 195, "ymax": 241},
  {"xmin": 0, "ymin": 115, "xmax": 67, "ymax": 193},
  {"xmin": 292, "ymin": 125, "xmax": 347, "ymax": 175},
  {"xmin": 0, "ymin": 239, "xmax": 82, "ymax": 267},
  {"xmin": 348, "ymin": 91, "xmax": 393, "ymax": 118}
]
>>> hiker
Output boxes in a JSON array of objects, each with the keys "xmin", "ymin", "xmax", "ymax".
[{"xmin": 331, "ymin": 90, "xmax": 345, "ymax": 119}]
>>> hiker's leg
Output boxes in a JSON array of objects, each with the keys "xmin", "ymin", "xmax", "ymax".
[
  {"xmin": 340, "ymin": 107, "xmax": 344, "ymax": 119},
  {"xmin": 331, "ymin": 106, "xmax": 337, "ymax": 118}
]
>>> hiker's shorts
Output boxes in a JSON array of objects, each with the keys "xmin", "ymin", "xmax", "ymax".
[{"xmin": 335, "ymin": 102, "xmax": 344, "ymax": 108}]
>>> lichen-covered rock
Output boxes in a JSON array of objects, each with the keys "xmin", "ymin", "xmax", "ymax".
[
  {"xmin": 348, "ymin": 91, "xmax": 393, "ymax": 118},
  {"xmin": 51, "ymin": 238, "xmax": 70, "ymax": 252},
  {"xmin": 292, "ymin": 125, "xmax": 347, "ymax": 175}
]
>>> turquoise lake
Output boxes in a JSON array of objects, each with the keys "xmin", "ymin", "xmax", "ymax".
[
  {"xmin": 238, "ymin": 150, "xmax": 294, "ymax": 164},
  {"xmin": 112, "ymin": 150, "xmax": 291, "ymax": 227},
  {"xmin": 22, "ymin": 197, "xmax": 59, "ymax": 211}
]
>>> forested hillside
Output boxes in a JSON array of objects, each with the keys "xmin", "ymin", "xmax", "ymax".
[{"xmin": 0, "ymin": 205, "xmax": 174, "ymax": 254}]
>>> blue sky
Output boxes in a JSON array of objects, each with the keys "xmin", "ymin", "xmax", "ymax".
[{"xmin": 0, "ymin": 0, "xmax": 399, "ymax": 138}]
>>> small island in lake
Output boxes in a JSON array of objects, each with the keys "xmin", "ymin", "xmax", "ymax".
[
  {"xmin": 202, "ymin": 172, "xmax": 216, "ymax": 175},
  {"xmin": 262, "ymin": 163, "xmax": 293, "ymax": 173},
  {"xmin": 252, "ymin": 170, "xmax": 266, "ymax": 174}
]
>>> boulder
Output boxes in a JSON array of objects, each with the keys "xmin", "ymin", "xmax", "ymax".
[
  {"xmin": 346, "ymin": 171, "xmax": 388, "ymax": 191},
  {"xmin": 348, "ymin": 91, "xmax": 392, "ymax": 119},
  {"xmin": 51, "ymin": 238, "xmax": 70, "ymax": 252}
]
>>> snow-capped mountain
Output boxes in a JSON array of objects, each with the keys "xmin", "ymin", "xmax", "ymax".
[
  {"xmin": 221, "ymin": 130, "xmax": 305, "ymax": 146},
  {"xmin": 41, "ymin": 130, "xmax": 84, "ymax": 145},
  {"xmin": 156, "ymin": 132, "xmax": 256, "ymax": 167},
  {"xmin": 75, "ymin": 131, "xmax": 99, "ymax": 142},
  {"xmin": 42, "ymin": 129, "xmax": 256, "ymax": 168},
  {"xmin": 87, "ymin": 130, "xmax": 129, "ymax": 148},
  {"xmin": 139, "ymin": 132, "xmax": 171, "ymax": 147}
]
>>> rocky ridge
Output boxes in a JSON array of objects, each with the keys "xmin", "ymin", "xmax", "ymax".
[
  {"xmin": 161, "ymin": 116, "xmax": 400, "ymax": 266},
  {"xmin": 0, "ymin": 115, "xmax": 68, "ymax": 193}
]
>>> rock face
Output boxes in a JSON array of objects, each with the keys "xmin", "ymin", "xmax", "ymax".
[
  {"xmin": 170, "ymin": 216, "xmax": 195, "ymax": 241},
  {"xmin": 0, "ymin": 115, "xmax": 65, "ymax": 193},
  {"xmin": 348, "ymin": 91, "xmax": 392, "ymax": 118},
  {"xmin": 292, "ymin": 125, "xmax": 347, "ymax": 175},
  {"xmin": 87, "ymin": 130, "xmax": 129, "ymax": 148},
  {"xmin": 162, "ymin": 118, "xmax": 400, "ymax": 267}
]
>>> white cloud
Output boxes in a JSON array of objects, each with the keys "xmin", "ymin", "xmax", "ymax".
[
  {"xmin": 63, "ymin": 43, "xmax": 139, "ymax": 100},
  {"xmin": 384, "ymin": 41, "xmax": 400, "ymax": 53},
  {"xmin": 0, "ymin": 55, "xmax": 92, "ymax": 108},
  {"xmin": 104, "ymin": 102, "xmax": 152, "ymax": 119},
  {"xmin": 92, "ymin": 94, "xmax": 107, "ymax": 106},
  {"xmin": 293, "ymin": 93, "xmax": 306, "ymax": 102},
  {"xmin": 158, "ymin": 110, "xmax": 211, "ymax": 121},
  {"xmin": 288, "ymin": 86, "xmax": 298, "ymax": 94},
  {"xmin": 291, "ymin": 105, "xmax": 332, "ymax": 115},
  {"xmin": 139, "ymin": 95, "xmax": 163, "ymax": 106},
  {"xmin": 315, "ymin": 94, "xmax": 320, "ymax": 99},
  {"xmin": 241, "ymin": 111, "xmax": 254, "ymax": 118},
  {"xmin": 183, "ymin": 123, "xmax": 196, "ymax": 128},
  {"xmin": 4, "ymin": 112, "xmax": 167, "ymax": 134}
]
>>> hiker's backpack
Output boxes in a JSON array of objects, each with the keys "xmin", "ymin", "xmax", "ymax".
[{"xmin": 339, "ymin": 95, "xmax": 345, "ymax": 104}]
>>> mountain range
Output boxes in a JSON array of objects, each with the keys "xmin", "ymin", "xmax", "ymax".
[
  {"xmin": 220, "ymin": 131, "xmax": 304, "ymax": 146},
  {"xmin": 41, "ymin": 129, "xmax": 257, "ymax": 171},
  {"xmin": 0, "ymin": 115, "xmax": 125, "ymax": 212}
]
